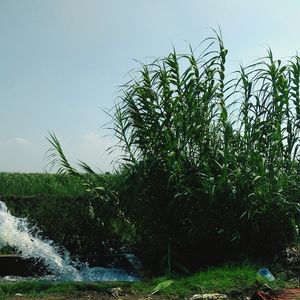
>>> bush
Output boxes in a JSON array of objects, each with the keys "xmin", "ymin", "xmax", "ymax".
[
  {"xmin": 1, "ymin": 173, "xmax": 133, "ymax": 256},
  {"xmin": 44, "ymin": 31, "xmax": 300, "ymax": 274},
  {"xmin": 112, "ymin": 32, "xmax": 300, "ymax": 273}
]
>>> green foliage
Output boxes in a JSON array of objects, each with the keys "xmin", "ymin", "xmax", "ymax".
[
  {"xmin": 150, "ymin": 279, "xmax": 174, "ymax": 295},
  {"xmin": 0, "ymin": 264, "xmax": 288, "ymax": 298},
  {"xmin": 113, "ymin": 31, "xmax": 300, "ymax": 272},
  {"xmin": 41, "ymin": 30, "xmax": 300, "ymax": 274},
  {"xmin": 132, "ymin": 263, "xmax": 271, "ymax": 297},
  {"xmin": 0, "ymin": 172, "xmax": 134, "ymax": 256},
  {"xmin": 0, "ymin": 172, "xmax": 87, "ymax": 198},
  {"xmin": 3, "ymin": 194, "xmax": 111, "ymax": 255},
  {"xmin": 0, "ymin": 281, "xmax": 129, "ymax": 298},
  {"xmin": 42, "ymin": 132, "xmax": 139, "ymax": 255}
]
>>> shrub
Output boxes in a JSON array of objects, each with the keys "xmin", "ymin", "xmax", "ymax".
[
  {"xmin": 113, "ymin": 32, "xmax": 300, "ymax": 273},
  {"xmin": 1, "ymin": 173, "xmax": 133, "ymax": 256},
  {"xmin": 46, "ymin": 31, "xmax": 300, "ymax": 274}
]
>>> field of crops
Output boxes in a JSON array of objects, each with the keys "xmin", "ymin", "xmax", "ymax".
[{"xmin": 0, "ymin": 172, "xmax": 92, "ymax": 197}]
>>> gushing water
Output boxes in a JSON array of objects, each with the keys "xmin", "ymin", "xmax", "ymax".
[
  {"xmin": 0, "ymin": 201, "xmax": 81, "ymax": 280},
  {"xmin": 0, "ymin": 201, "xmax": 138, "ymax": 281}
]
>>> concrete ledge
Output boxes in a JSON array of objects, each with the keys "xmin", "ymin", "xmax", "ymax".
[
  {"xmin": 0, "ymin": 254, "xmax": 142, "ymax": 278},
  {"xmin": 0, "ymin": 255, "xmax": 48, "ymax": 276}
]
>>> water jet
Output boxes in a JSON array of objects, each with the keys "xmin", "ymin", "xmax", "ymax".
[{"xmin": 0, "ymin": 200, "xmax": 140, "ymax": 282}]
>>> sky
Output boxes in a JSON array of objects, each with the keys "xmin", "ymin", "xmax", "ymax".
[{"xmin": 1, "ymin": 0, "xmax": 300, "ymax": 173}]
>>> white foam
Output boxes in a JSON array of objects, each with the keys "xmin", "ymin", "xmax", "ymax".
[{"xmin": 0, "ymin": 201, "xmax": 139, "ymax": 281}]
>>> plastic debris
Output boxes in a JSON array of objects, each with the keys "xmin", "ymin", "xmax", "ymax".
[
  {"xmin": 257, "ymin": 268, "xmax": 275, "ymax": 281},
  {"xmin": 189, "ymin": 293, "xmax": 228, "ymax": 300}
]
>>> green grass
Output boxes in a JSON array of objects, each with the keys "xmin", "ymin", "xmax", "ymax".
[
  {"xmin": 40, "ymin": 31, "xmax": 300, "ymax": 273},
  {"xmin": 0, "ymin": 172, "xmax": 94, "ymax": 198},
  {"xmin": 134, "ymin": 264, "xmax": 263, "ymax": 296},
  {"xmin": 0, "ymin": 264, "xmax": 294, "ymax": 298},
  {"xmin": 0, "ymin": 281, "xmax": 130, "ymax": 298},
  {"xmin": 104, "ymin": 30, "xmax": 300, "ymax": 271}
]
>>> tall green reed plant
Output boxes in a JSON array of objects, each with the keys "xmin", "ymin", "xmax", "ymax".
[
  {"xmin": 113, "ymin": 32, "xmax": 300, "ymax": 272},
  {"xmin": 47, "ymin": 30, "xmax": 300, "ymax": 273},
  {"xmin": 46, "ymin": 133, "xmax": 135, "ymax": 253}
]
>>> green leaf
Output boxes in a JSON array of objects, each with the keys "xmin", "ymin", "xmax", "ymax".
[{"xmin": 150, "ymin": 280, "xmax": 174, "ymax": 295}]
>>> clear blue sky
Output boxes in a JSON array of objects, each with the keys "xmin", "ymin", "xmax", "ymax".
[{"xmin": 1, "ymin": 0, "xmax": 300, "ymax": 172}]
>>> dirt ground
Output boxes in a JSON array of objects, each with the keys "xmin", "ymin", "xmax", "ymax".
[
  {"xmin": 249, "ymin": 288, "xmax": 300, "ymax": 300},
  {"xmin": 6, "ymin": 288, "xmax": 300, "ymax": 300}
]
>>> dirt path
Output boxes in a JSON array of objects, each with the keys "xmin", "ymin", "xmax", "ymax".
[
  {"xmin": 252, "ymin": 288, "xmax": 300, "ymax": 300},
  {"xmin": 6, "ymin": 288, "xmax": 300, "ymax": 300},
  {"xmin": 273, "ymin": 288, "xmax": 300, "ymax": 300}
]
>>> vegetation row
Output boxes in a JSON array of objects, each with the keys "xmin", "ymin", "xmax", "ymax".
[{"xmin": 2, "ymin": 31, "xmax": 300, "ymax": 274}]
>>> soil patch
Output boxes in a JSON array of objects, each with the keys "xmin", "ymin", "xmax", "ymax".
[
  {"xmin": 252, "ymin": 288, "xmax": 300, "ymax": 300},
  {"xmin": 273, "ymin": 288, "xmax": 300, "ymax": 300}
]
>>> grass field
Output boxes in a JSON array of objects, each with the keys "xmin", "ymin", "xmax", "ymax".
[
  {"xmin": 0, "ymin": 172, "xmax": 91, "ymax": 198},
  {"xmin": 0, "ymin": 264, "xmax": 290, "ymax": 299}
]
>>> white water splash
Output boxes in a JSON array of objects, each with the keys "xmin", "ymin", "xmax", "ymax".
[
  {"xmin": 0, "ymin": 201, "xmax": 81, "ymax": 280},
  {"xmin": 0, "ymin": 201, "xmax": 139, "ymax": 281}
]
